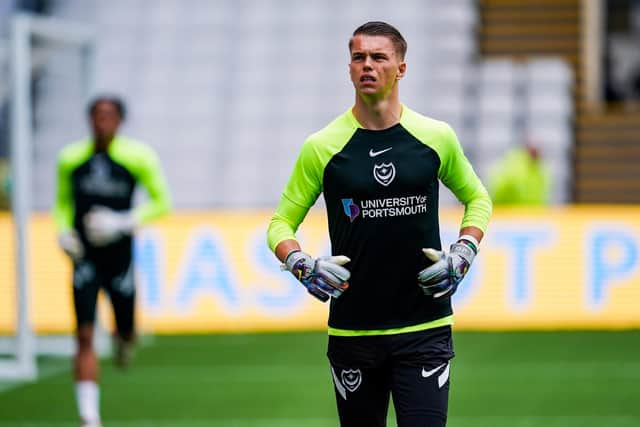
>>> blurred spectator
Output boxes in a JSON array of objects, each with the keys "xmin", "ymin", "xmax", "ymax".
[{"xmin": 488, "ymin": 142, "xmax": 550, "ymax": 206}]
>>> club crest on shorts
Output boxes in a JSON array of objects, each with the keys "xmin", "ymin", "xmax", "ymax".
[
  {"xmin": 73, "ymin": 261, "xmax": 95, "ymax": 289},
  {"xmin": 373, "ymin": 162, "xmax": 396, "ymax": 187},
  {"xmin": 341, "ymin": 368, "xmax": 362, "ymax": 392}
]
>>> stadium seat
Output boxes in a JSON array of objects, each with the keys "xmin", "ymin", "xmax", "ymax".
[{"xmin": 30, "ymin": 0, "xmax": 576, "ymax": 208}]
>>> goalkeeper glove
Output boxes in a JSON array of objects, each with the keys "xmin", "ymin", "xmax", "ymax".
[
  {"xmin": 84, "ymin": 206, "xmax": 137, "ymax": 247},
  {"xmin": 418, "ymin": 236, "xmax": 478, "ymax": 298},
  {"xmin": 58, "ymin": 230, "xmax": 84, "ymax": 261},
  {"xmin": 283, "ymin": 250, "xmax": 351, "ymax": 302}
]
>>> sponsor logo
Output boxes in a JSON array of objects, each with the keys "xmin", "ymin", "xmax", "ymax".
[
  {"xmin": 373, "ymin": 162, "xmax": 396, "ymax": 186},
  {"xmin": 369, "ymin": 147, "xmax": 392, "ymax": 157},
  {"xmin": 341, "ymin": 198, "xmax": 360, "ymax": 222},
  {"xmin": 341, "ymin": 368, "xmax": 362, "ymax": 392},
  {"xmin": 340, "ymin": 195, "xmax": 428, "ymax": 221},
  {"xmin": 421, "ymin": 362, "xmax": 450, "ymax": 388},
  {"xmin": 421, "ymin": 363, "xmax": 445, "ymax": 378}
]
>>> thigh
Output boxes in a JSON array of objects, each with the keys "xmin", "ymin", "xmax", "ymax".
[
  {"xmin": 72, "ymin": 260, "xmax": 100, "ymax": 328},
  {"xmin": 328, "ymin": 335, "xmax": 390, "ymax": 427},
  {"xmin": 103, "ymin": 258, "xmax": 136, "ymax": 338},
  {"xmin": 391, "ymin": 359, "xmax": 450, "ymax": 427},
  {"xmin": 390, "ymin": 327, "xmax": 454, "ymax": 427}
]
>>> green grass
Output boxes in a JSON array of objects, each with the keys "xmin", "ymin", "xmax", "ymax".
[{"xmin": 1, "ymin": 331, "xmax": 639, "ymax": 426}]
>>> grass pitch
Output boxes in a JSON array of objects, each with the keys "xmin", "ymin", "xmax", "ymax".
[{"xmin": 1, "ymin": 331, "xmax": 639, "ymax": 426}]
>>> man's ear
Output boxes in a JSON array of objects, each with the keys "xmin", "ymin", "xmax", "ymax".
[{"xmin": 397, "ymin": 62, "xmax": 407, "ymax": 80}]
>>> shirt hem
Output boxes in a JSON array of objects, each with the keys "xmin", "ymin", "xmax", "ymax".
[{"xmin": 327, "ymin": 315, "xmax": 454, "ymax": 337}]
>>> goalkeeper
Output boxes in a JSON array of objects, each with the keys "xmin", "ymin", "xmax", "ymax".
[
  {"xmin": 53, "ymin": 95, "xmax": 171, "ymax": 427},
  {"xmin": 267, "ymin": 22, "xmax": 491, "ymax": 427}
]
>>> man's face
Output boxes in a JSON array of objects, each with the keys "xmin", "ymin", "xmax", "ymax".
[
  {"xmin": 349, "ymin": 34, "xmax": 405, "ymax": 99},
  {"xmin": 90, "ymin": 101, "xmax": 121, "ymax": 140}
]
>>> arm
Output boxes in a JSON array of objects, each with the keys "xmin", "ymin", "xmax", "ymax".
[
  {"xmin": 133, "ymin": 145, "xmax": 171, "ymax": 224},
  {"xmin": 419, "ymin": 125, "xmax": 492, "ymax": 297},
  {"xmin": 459, "ymin": 226, "xmax": 483, "ymax": 245},
  {"xmin": 267, "ymin": 139, "xmax": 350, "ymax": 302},
  {"xmin": 53, "ymin": 148, "xmax": 84, "ymax": 260},
  {"xmin": 52, "ymin": 152, "xmax": 74, "ymax": 234},
  {"xmin": 275, "ymin": 239, "xmax": 301, "ymax": 263},
  {"xmin": 437, "ymin": 125, "xmax": 492, "ymax": 234},
  {"xmin": 266, "ymin": 138, "xmax": 322, "ymax": 254}
]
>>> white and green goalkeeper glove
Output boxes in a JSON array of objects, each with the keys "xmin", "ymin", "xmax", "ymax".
[
  {"xmin": 418, "ymin": 236, "xmax": 478, "ymax": 298},
  {"xmin": 283, "ymin": 250, "xmax": 351, "ymax": 302},
  {"xmin": 84, "ymin": 206, "xmax": 137, "ymax": 247},
  {"xmin": 58, "ymin": 230, "xmax": 84, "ymax": 262}
]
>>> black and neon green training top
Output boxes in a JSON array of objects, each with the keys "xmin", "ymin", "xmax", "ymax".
[
  {"xmin": 53, "ymin": 136, "xmax": 171, "ymax": 259},
  {"xmin": 267, "ymin": 106, "xmax": 492, "ymax": 336}
]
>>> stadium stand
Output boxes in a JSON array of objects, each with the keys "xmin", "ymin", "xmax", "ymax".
[
  {"xmin": 480, "ymin": 0, "xmax": 640, "ymax": 203},
  {"xmin": 25, "ymin": 0, "xmax": 576, "ymax": 208}
]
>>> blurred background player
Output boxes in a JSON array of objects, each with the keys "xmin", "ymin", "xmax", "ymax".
[
  {"xmin": 267, "ymin": 22, "xmax": 491, "ymax": 427},
  {"xmin": 488, "ymin": 141, "xmax": 550, "ymax": 206},
  {"xmin": 53, "ymin": 95, "xmax": 171, "ymax": 427}
]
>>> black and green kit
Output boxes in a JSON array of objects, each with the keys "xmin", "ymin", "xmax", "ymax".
[
  {"xmin": 53, "ymin": 136, "xmax": 170, "ymax": 257},
  {"xmin": 53, "ymin": 136, "xmax": 170, "ymax": 329},
  {"xmin": 268, "ymin": 106, "xmax": 492, "ymax": 336}
]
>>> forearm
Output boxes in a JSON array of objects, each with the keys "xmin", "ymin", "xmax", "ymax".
[
  {"xmin": 53, "ymin": 164, "xmax": 74, "ymax": 233},
  {"xmin": 460, "ymin": 189, "xmax": 492, "ymax": 234},
  {"xmin": 459, "ymin": 226, "xmax": 484, "ymax": 245},
  {"xmin": 133, "ymin": 195, "xmax": 170, "ymax": 224},
  {"xmin": 267, "ymin": 196, "xmax": 311, "ymax": 252},
  {"xmin": 275, "ymin": 239, "xmax": 301, "ymax": 263},
  {"xmin": 135, "ymin": 147, "xmax": 172, "ymax": 224},
  {"xmin": 53, "ymin": 202, "xmax": 74, "ymax": 233}
]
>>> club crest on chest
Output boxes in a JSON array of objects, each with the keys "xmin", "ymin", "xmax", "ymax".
[{"xmin": 373, "ymin": 162, "xmax": 396, "ymax": 187}]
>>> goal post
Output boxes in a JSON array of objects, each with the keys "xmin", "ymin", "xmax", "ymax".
[{"xmin": 0, "ymin": 12, "xmax": 95, "ymax": 380}]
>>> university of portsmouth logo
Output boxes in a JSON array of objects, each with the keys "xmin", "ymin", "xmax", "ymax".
[
  {"xmin": 341, "ymin": 198, "xmax": 360, "ymax": 222},
  {"xmin": 341, "ymin": 369, "xmax": 362, "ymax": 392},
  {"xmin": 373, "ymin": 162, "xmax": 396, "ymax": 187}
]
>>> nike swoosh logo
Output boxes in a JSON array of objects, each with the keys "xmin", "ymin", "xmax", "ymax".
[
  {"xmin": 421, "ymin": 363, "xmax": 446, "ymax": 378},
  {"xmin": 369, "ymin": 147, "xmax": 392, "ymax": 157}
]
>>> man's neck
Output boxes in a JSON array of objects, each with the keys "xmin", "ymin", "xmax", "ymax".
[
  {"xmin": 93, "ymin": 135, "xmax": 114, "ymax": 153},
  {"xmin": 352, "ymin": 92, "xmax": 402, "ymax": 130}
]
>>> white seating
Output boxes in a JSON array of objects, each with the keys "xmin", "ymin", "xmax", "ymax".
[{"xmin": 30, "ymin": 0, "xmax": 573, "ymax": 209}]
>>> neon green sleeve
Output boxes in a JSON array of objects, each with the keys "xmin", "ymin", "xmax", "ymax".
[
  {"xmin": 267, "ymin": 111, "xmax": 358, "ymax": 252},
  {"xmin": 110, "ymin": 139, "xmax": 171, "ymax": 223},
  {"xmin": 402, "ymin": 108, "xmax": 492, "ymax": 233},
  {"xmin": 52, "ymin": 142, "xmax": 92, "ymax": 233},
  {"xmin": 437, "ymin": 124, "xmax": 492, "ymax": 232},
  {"xmin": 267, "ymin": 138, "xmax": 324, "ymax": 251},
  {"xmin": 53, "ymin": 155, "xmax": 74, "ymax": 233}
]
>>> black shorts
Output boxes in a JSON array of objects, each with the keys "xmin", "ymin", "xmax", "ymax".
[
  {"xmin": 327, "ymin": 326, "xmax": 454, "ymax": 427},
  {"xmin": 72, "ymin": 257, "xmax": 136, "ymax": 337}
]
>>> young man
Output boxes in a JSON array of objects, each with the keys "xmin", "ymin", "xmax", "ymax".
[
  {"xmin": 53, "ymin": 96, "xmax": 171, "ymax": 427},
  {"xmin": 267, "ymin": 22, "xmax": 492, "ymax": 426}
]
